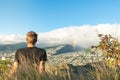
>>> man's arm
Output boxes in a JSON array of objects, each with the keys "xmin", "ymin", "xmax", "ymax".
[
  {"xmin": 38, "ymin": 49, "xmax": 47, "ymax": 73},
  {"xmin": 9, "ymin": 61, "xmax": 18, "ymax": 77},
  {"xmin": 39, "ymin": 61, "xmax": 46, "ymax": 73}
]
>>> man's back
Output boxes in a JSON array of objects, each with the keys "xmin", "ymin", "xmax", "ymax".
[{"xmin": 15, "ymin": 47, "xmax": 47, "ymax": 71}]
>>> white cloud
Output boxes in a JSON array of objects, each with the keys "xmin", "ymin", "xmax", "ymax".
[
  {"xmin": 0, "ymin": 34, "xmax": 25, "ymax": 44},
  {"xmin": 0, "ymin": 24, "xmax": 120, "ymax": 48},
  {"xmin": 38, "ymin": 24, "xmax": 120, "ymax": 48}
]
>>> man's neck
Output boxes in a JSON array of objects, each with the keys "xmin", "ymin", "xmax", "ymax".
[{"xmin": 27, "ymin": 43, "xmax": 35, "ymax": 47}]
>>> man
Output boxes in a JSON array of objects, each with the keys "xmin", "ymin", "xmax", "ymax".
[{"xmin": 9, "ymin": 31, "xmax": 47, "ymax": 76}]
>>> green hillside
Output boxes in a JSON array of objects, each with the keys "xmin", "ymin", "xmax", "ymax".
[
  {"xmin": 0, "ymin": 43, "xmax": 83, "ymax": 53},
  {"xmin": 0, "ymin": 42, "xmax": 27, "ymax": 52}
]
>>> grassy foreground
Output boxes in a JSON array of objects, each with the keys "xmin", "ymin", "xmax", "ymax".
[{"xmin": 0, "ymin": 60, "xmax": 120, "ymax": 80}]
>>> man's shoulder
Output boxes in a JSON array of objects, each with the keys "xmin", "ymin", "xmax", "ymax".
[
  {"xmin": 16, "ymin": 47, "xmax": 46, "ymax": 52},
  {"xmin": 35, "ymin": 47, "xmax": 46, "ymax": 51},
  {"xmin": 16, "ymin": 47, "xmax": 29, "ymax": 53},
  {"xmin": 17, "ymin": 47, "xmax": 27, "ymax": 51}
]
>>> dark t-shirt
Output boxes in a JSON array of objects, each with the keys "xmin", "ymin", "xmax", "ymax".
[{"xmin": 15, "ymin": 47, "xmax": 47, "ymax": 70}]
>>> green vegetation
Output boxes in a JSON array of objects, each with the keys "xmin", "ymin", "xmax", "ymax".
[
  {"xmin": 0, "ymin": 60, "xmax": 120, "ymax": 80},
  {"xmin": 96, "ymin": 34, "xmax": 120, "ymax": 68}
]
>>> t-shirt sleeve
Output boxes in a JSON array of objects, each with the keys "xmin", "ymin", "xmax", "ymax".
[
  {"xmin": 41, "ymin": 50, "xmax": 47, "ymax": 61},
  {"xmin": 14, "ymin": 50, "xmax": 20, "ymax": 63}
]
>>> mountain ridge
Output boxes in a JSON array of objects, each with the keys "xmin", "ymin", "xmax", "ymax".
[{"xmin": 0, "ymin": 42, "xmax": 83, "ymax": 53}]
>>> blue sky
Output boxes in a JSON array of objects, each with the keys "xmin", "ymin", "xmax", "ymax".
[{"xmin": 0, "ymin": 0, "xmax": 120, "ymax": 34}]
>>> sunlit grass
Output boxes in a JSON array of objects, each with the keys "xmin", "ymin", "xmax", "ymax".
[{"xmin": 0, "ymin": 60, "xmax": 120, "ymax": 80}]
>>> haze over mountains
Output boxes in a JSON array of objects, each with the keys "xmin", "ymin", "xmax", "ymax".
[{"xmin": 0, "ymin": 24, "xmax": 119, "ymax": 49}]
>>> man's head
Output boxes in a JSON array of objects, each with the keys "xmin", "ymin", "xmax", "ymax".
[{"xmin": 26, "ymin": 31, "xmax": 38, "ymax": 45}]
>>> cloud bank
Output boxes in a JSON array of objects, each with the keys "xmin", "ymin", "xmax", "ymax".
[
  {"xmin": 0, "ymin": 24, "xmax": 120, "ymax": 48},
  {"xmin": 0, "ymin": 34, "xmax": 25, "ymax": 44}
]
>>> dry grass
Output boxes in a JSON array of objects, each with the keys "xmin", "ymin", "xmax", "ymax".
[{"xmin": 0, "ymin": 61, "xmax": 120, "ymax": 80}]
